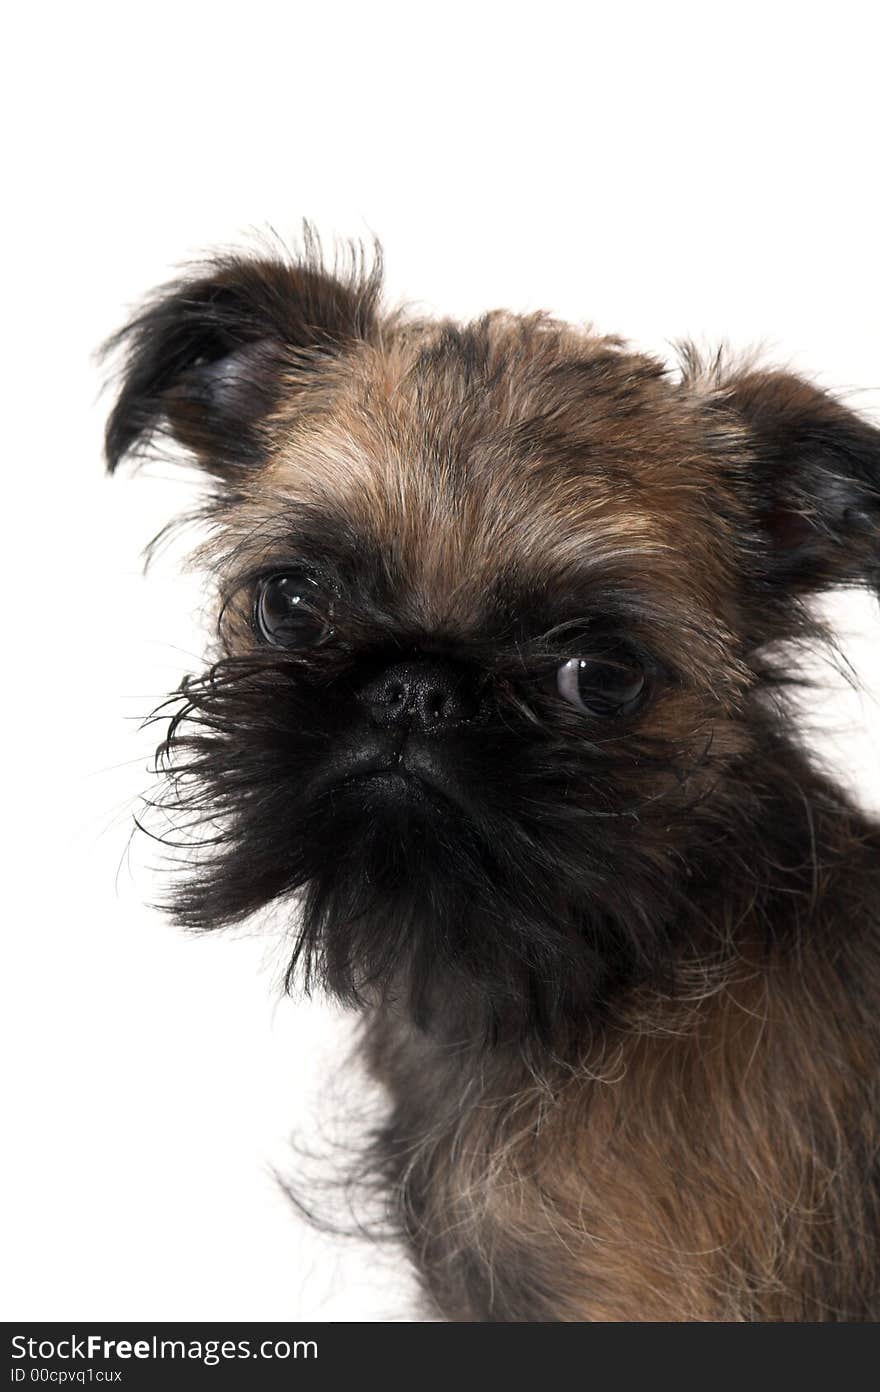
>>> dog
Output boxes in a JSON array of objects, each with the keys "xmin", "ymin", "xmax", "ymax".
[{"xmin": 105, "ymin": 233, "xmax": 880, "ymax": 1321}]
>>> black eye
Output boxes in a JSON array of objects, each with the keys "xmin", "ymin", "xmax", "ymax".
[
  {"xmin": 254, "ymin": 572, "xmax": 331, "ymax": 648},
  {"xmin": 556, "ymin": 649, "xmax": 647, "ymax": 717}
]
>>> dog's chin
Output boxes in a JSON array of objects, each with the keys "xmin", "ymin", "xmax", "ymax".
[
  {"xmin": 293, "ymin": 765, "xmax": 618, "ymax": 1041},
  {"xmin": 307, "ymin": 761, "xmax": 475, "ymax": 885},
  {"xmin": 168, "ymin": 730, "xmax": 677, "ymax": 1038}
]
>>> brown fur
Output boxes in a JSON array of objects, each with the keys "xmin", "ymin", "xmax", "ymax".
[
  {"xmin": 105, "ymin": 241, "xmax": 880, "ymax": 1321},
  {"xmin": 368, "ymin": 844, "xmax": 880, "ymax": 1321}
]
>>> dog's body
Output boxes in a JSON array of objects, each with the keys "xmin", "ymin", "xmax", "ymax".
[
  {"xmin": 106, "ymin": 237, "xmax": 880, "ymax": 1320},
  {"xmin": 367, "ymin": 809, "xmax": 880, "ymax": 1321}
]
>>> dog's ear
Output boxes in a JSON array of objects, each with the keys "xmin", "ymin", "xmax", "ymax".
[
  {"xmin": 704, "ymin": 364, "xmax": 880, "ymax": 597},
  {"xmin": 104, "ymin": 241, "xmax": 381, "ymax": 477}
]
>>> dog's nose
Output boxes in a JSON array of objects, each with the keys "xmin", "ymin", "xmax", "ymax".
[{"xmin": 358, "ymin": 659, "xmax": 478, "ymax": 732}]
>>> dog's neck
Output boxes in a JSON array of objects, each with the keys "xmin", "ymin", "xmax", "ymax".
[{"xmin": 363, "ymin": 732, "xmax": 879, "ymax": 1061}]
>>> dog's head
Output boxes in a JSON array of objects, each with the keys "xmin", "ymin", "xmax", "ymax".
[{"xmin": 106, "ymin": 239, "xmax": 880, "ymax": 1039}]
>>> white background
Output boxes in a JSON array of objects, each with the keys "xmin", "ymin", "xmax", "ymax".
[{"xmin": 4, "ymin": 2, "xmax": 880, "ymax": 1322}]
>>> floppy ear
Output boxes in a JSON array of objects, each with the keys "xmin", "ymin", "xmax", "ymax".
[
  {"xmin": 104, "ymin": 239, "xmax": 381, "ymax": 477},
  {"xmin": 716, "ymin": 367, "xmax": 880, "ymax": 597}
]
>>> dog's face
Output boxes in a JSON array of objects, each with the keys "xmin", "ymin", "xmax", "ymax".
[{"xmin": 106, "ymin": 243, "xmax": 880, "ymax": 1038}]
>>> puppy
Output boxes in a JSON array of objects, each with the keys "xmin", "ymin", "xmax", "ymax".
[{"xmin": 105, "ymin": 235, "xmax": 880, "ymax": 1321}]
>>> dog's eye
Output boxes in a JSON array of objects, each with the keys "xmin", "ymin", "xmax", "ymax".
[
  {"xmin": 254, "ymin": 572, "xmax": 331, "ymax": 648},
  {"xmin": 556, "ymin": 650, "xmax": 647, "ymax": 717}
]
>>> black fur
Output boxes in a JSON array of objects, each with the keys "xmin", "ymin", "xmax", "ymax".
[
  {"xmin": 105, "ymin": 239, "xmax": 880, "ymax": 1320},
  {"xmin": 104, "ymin": 231, "xmax": 381, "ymax": 476}
]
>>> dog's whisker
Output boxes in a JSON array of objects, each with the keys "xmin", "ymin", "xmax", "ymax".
[{"xmin": 103, "ymin": 228, "xmax": 880, "ymax": 1322}]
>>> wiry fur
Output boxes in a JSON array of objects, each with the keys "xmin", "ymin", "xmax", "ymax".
[{"xmin": 105, "ymin": 231, "xmax": 880, "ymax": 1320}]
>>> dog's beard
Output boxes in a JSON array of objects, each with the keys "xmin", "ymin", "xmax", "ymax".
[{"xmin": 149, "ymin": 652, "xmax": 708, "ymax": 1040}]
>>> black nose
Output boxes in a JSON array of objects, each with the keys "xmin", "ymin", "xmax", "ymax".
[{"xmin": 358, "ymin": 659, "xmax": 478, "ymax": 733}]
